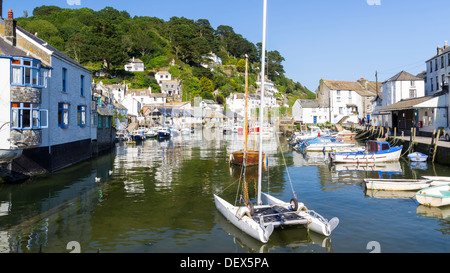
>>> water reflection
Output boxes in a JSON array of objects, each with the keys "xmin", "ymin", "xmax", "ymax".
[{"xmin": 1, "ymin": 129, "xmax": 450, "ymax": 252}]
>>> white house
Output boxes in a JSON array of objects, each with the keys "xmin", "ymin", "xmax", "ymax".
[
  {"xmin": 373, "ymin": 71, "xmax": 425, "ymax": 128},
  {"xmin": 201, "ymin": 52, "xmax": 222, "ymax": 70},
  {"xmin": 0, "ymin": 9, "xmax": 94, "ymax": 173},
  {"xmin": 425, "ymin": 41, "xmax": 450, "ymax": 95},
  {"xmin": 292, "ymin": 99, "xmax": 329, "ymax": 124},
  {"xmin": 256, "ymin": 76, "xmax": 279, "ymax": 96},
  {"xmin": 124, "ymin": 57, "xmax": 145, "ymax": 72},
  {"xmin": 425, "ymin": 41, "xmax": 450, "ymax": 128},
  {"xmin": 155, "ymin": 70, "xmax": 172, "ymax": 83},
  {"xmin": 316, "ymin": 78, "xmax": 378, "ymax": 124}
]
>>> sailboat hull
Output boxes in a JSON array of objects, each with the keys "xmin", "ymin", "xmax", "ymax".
[
  {"xmin": 229, "ymin": 150, "xmax": 264, "ymax": 166},
  {"xmin": 214, "ymin": 194, "xmax": 273, "ymax": 243}
]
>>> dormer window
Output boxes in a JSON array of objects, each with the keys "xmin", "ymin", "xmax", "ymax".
[{"xmin": 11, "ymin": 57, "xmax": 46, "ymax": 88}]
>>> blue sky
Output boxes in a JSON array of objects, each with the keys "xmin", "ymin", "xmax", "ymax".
[{"xmin": 3, "ymin": 0, "xmax": 449, "ymax": 91}]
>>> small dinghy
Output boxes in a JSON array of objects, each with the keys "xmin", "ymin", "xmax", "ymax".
[
  {"xmin": 416, "ymin": 184, "xmax": 450, "ymax": 207},
  {"xmin": 364, "ymin": 178, "xmax": 432, "ymax": 191},
  {"xmin": 407, "ymin": 152, "xmax": 428, "ymax": 162}
]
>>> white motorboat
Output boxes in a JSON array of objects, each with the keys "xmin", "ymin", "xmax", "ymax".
[
  {"xmin": 364, "ymin": 178, "xmax": 433, "ymax": 191},
  {"xmin": 416, "ymin": 184, "xmax": 450, "ymax": 207},
  {"xmin": 407, "ymin": 152, "xmax": 428, "ymax": 162},
  {"xmin": 214, "ymin": 1, "xmax": 338, "ymax": 244}
]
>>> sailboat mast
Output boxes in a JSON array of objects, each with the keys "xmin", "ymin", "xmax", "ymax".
[
  {"xmin": 244, "ymin": 55, "xmax": 249, "ymax": 153},
  {"xmin": 257, "ymin": 0, "xmax": 267, "ymax": 205}
]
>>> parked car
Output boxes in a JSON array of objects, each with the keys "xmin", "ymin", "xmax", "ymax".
[{"xmin": 444, "ymin": 127, "xmax": 450, "ymax": 141}]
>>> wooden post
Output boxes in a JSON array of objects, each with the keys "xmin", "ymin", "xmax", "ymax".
[
  {"xmin": 394, "ymin": 127, "xmax": 397, "ymax": 138},
  {"xmin": 432, "ymin": 129, "xmax": 440, "ymax": 163}
]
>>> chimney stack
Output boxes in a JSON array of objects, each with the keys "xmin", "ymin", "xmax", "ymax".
[
  {"xmin": 445, "ymin": 41, "xmax": 448, "ymax": 49},
  {"xmin": 5, "ymin": 9, "xmax": 16, "ymax": 46}
]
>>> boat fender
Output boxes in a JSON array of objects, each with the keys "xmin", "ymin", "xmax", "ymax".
[{"xmin": 290, "ymin": 198, "xmax": 298, "ymax": 211}]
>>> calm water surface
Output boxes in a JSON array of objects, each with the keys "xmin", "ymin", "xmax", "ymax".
[{"xmin": 1, "ymin": 129, "xmax": 450, "ymax": 253}]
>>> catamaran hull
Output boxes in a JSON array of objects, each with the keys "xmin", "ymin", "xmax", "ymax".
[
  {"xmin": 214, "ymin": 193, "xmax": 338, "ymax": 243},
  {"xmin": 214, "ymin": 194, "xmax": 273, "ymax": 243}
]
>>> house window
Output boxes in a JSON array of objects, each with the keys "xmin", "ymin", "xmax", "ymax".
[
  {"xmin": 98, "ymin": 115, "xmax": 103, "ymax": 129},
  {"xmin": 11, "ymin": 58, "xmax": 45, "ymax": 88},
  {"xmin": 339, "ymin": 107, "xmax": 343, "ymax": 114},
  {"xmin": 77, "ymin": 105, "xmax": 86, "ymax": 127},
  {"xmin": 435, "ymin": 59, "xmax": 438, "ymax": 71},
  {"xmin": 409, "ymin": 89, "xmax": 416, "ymax": 98},
  {"xmin": 62, "ymin": 68, "xmax": 67, "ymax": 92},
  {"xmin": 448, "ymin": 53, "xmax": 450, "ymax": 66},
  {"xmin": 431, "ymin": 78, "xmax": 434, "ymax": 91},
  {"xmin": 11, "ymin": 102, "xmax": 46, "ymax": 129},
  {"xmin": 441, "ymin": 56, "xmax": 445, "ymax": 69},
  {"xmin": 106, "ymin": 116, "xmax": 111, "ymax": 128},
  {"xmin": 436, "ymin": 76, "xmax": 439, "ymax": 90},
  {"xmin": 410, "ymin": 81, "xmax": 415, "ymax": 87},
  {"xmin": 429, "ymin": 62, "xmax": 432, "ymax": 73},
  {"xmin": 58, "ymin": 102, "xmax": 69, "ymax": 128},
  {"xmin": 80, "ymin": 75, "xmax": 85, "ymax": 96}
]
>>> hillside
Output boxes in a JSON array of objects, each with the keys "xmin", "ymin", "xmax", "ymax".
[{"xmin": 16, "ymin": 5, "xmax": 316, "ymax": 107}]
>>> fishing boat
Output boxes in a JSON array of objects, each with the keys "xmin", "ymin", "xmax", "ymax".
[
  {"xmin": 215, "ymin": 0, "xmax": 338, "ymax": 244},
  {"xmin": 416, "ymin": 184, "xmax": 450, "ymax": 207},
  {"xmin": 157, "ymin": 127, "xmax": 171, "ymax": 139},
  {"xmin": 329, "ymin": 140, "xmax": 402, "ymax": 163},
  {"xmin": 407, "ymin": 152, "xmax": 428, "ymax": 162},
  {"xmin": 229, "ymin": 54, "xmax": 263, "ymax": 166},
  {"xmin": 364, "ymin": 178, "xmax": 433, "ymax": 191}
]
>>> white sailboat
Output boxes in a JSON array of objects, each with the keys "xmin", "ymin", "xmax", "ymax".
[{"xmin": 214, "ymin": 0, "xmax": 338, "ymax": 243}]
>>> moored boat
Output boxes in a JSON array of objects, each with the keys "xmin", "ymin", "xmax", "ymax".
[
  {"xmin": 157, "ymin": 127, "xmax": 171, "ymax": 139},
  {"xmin": 329, "ymin": 140, "xmax": 402, "ymax": 163},
  {"xmin": 364, "ymin": 178, "xmax": 433, "ymax": 191},
  {"xmin": 407, "ymin": 152, "xmax": 428, "ymax": 162},
  {"xmin": 416, "ymin": 184, "xmax": 450, "ymax": 207}
]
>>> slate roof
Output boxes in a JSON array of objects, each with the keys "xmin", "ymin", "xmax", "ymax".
[
  {"xmin": 377, "ymin": 96, "xmax": 434, "ymax": 112},
  {"xmin": 383, "ymin": 71, "xmax": 424, "ymax": 83}
]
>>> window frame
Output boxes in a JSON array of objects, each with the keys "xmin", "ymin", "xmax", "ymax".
[
  {"xmin": 77, "ymin": 105, "xmax": 87, "ymax": 127},
  {"xmin": 80, "ymin": 75, "xmax": 85, "ymax": 97},
  {"xmin": 62, "ymin": 68, "xmax": 67, "ymax": 93},
  {"xmin": 10, "ymin": 58, "xmax": 46, "ymax": 88},
  {"xmin": 58, "ymin": 102, "xmax": 70, "ymax": 128},
  {"xmin": 11, "ymin": 102, "xmax": 48, "ymax": 129}
]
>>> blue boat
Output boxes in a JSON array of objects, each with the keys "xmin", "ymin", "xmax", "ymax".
[
  {"xmin": 157, "ymin": 127, "xmax": 171, "ymax": 139},
  {"xmin": 329, "ymin": 140, "xmax": 403, "ymax": 163}
]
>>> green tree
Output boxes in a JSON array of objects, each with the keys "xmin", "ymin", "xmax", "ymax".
[
  {"xmin": 200, "ymin": 77, "xmax": 214, "ymax": 93},
  {"xmin": 236, "ymin": 59, "xmax": 246, "ymax": 73}
]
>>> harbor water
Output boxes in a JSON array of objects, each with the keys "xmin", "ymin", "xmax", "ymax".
[{"xmin": 1, "ymin": 128, "xmax": 450, "ymax": 253}]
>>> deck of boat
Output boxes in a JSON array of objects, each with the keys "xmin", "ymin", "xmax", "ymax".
[{"xmin": 252, "ymin": 206, "xmax": 310, "ymax": 227}]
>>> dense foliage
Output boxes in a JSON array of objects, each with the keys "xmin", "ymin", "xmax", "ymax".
[{"xmin": 17, "ymin": 5, "xmax": 316, "ymax": 106}]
